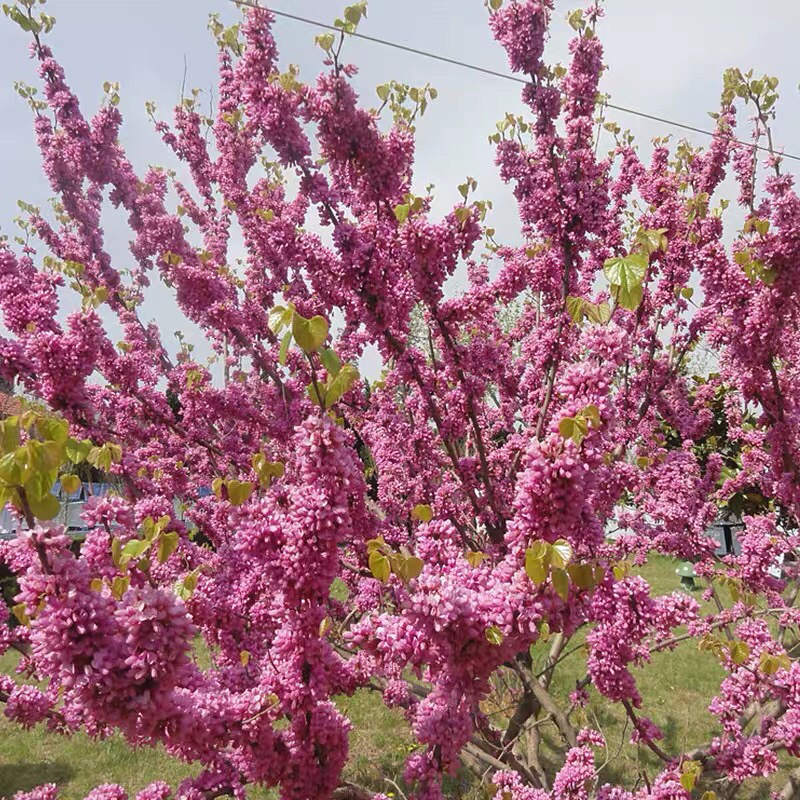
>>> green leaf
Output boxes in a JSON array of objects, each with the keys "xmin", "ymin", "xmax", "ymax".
[
  {"xmin": 550, "ymin": 539, "xmax": 573, "ymax": 569},
  {"xmin": 525, "ymin": 550, "xmax": 547, "ymax": 585},
  {"xmin": 111, "ymin": 538, "xmax": 123, "ymax": 568},
  {"xmin": 87, "ymin": 444, "xmax": 117, "ymax": 472},
  {"xmin": 551, "ymin": 567, "xmax": 570, "ymax": 601},
  {"xmin": 582, "ymin": 404, "xmax": 601, "ymax": 430},
  {"xmin": 594, "ymin": 566, "xmax": 606, "ymax": 585},
  {"xmin": 0, "ymin": 453, "xmax": 21, "ymax": 487},
  {"xmin": 584, "ymin": 301, "xmax": 611, "ymax": 325},
  {"xmin": 226, "ymin": 480, "xmax": 254, "ymax": 506},
  {"xmin": 24, "ymin": 467, "xmax": 57, "ymax": 504},
  {"xmin": 344, "ymin": 4, "xmax": 363, "ymax": 25},
  {"xmin": 635, "ymin": 227, "xmax": 668, "ymax": 255},
  {"xmin": 411, "ymin": 503, "xmax": 433, "ymax": 523},
  {"xmin": 566, "ymin": 295, "xmax": 585, "ymax": 323},
  {"xmin": 759, "ymin": 651, "xmax": 790, "ymax": 676},
  {"xmin": 603, "ymin": 253, "xmax": 648, "ymax": 311},
  {"xmin": 753, "ymin": 218, "xmax": 770, "ymax": 236},
  {"xmin": 176, "ymin": 568, "xmax": 201, "ymax": 601},
  {"xmin": 394, "ymin": 203, "xmax": 411, "ymax": 224},
  {"xmin": 368, "ymin": 550, "xmax": 391, "ymax": 583},
  {"xmin": 6, "ymin": 5, "xmax": 33, "ymax": 32},
  {"xmin": 252, "ymin": 455, "xmax": 284, "ymax": 489},
  {"xmin": 680, "ymin": 761, "xmax": 702, "ymax": 792},
  {"xmin": 268, "ymin": 304, "xmax": 292, "ymax": 334},
  {"xmin": 0, "ymin": 417, "xmax": 20, "ymax": 453},
  {"xmin": 567, "ymin": 562, "xmax": 595, "ymax": 589},
  {"xmin": 307, "ymin": 381, "xmax": 326, "ymax": 407},
  {"xmin": 121, "ymin": 538, "xmax": 151, "ymax": 565},
  {"xmin": 140, "ymin": 516, "xmax": 157, "ymax": 542},
  {"xmin": 315, "ymin": 32, "xmax": 335, "ymax": 52},
  {"xmin": 292, "ymin": 313, "xmax": 329, "ymax": 353},
  {"xmin": 27, "ymin": 492, "xmax": 60, "ymax": 521},
  {"xmin": 28, "ymin": 440, "xmax": 62, "ymax": 473},
  {"xmin": 532, "ymin": 627, "xmax": 548, "ymax": 650},
  {"xmin": 404, "ymin": 556, "xmax": 424, "ymax": 580},
  {"xmin": 89, "ymin": 445, "xmax": 111, "ymax": 472},
  {"xmin": 376, "ymin": 83, "xmax": 391, "ymax": 102},
  {"xmin": 466, "ymin": 550, "xmax": 488, "ymax": 568},
  {"xmin": 567, "ymin": 9, "xmax": 584, "ymax": 31},
  {"xmin": 729, "ymin": 640, "xmax": 750, "ymax": 665},
  {"xmin": 454, "ymin": 207, "xmax": 471, "ymax": 226},
  {"xmin": 395, "ymin": 554, "xmax": 424, "ymax": 583},
  {"xmin": 60, "ymin": 474, "xmax": 81, "ymax": 494},
  {"xmin": 112, "ymin": 575, "xmax": 130, "ymax": 599},
  {"xmin": 12, "ymin": 603, "xmax": 30, "ymax": 626},
  {"xmin": 528, "ymin": 540, "xmax": 548, "ymax": 560},
  {"xmin": 35, "ymin": 416, "xmax": 68, "ymax": 445},
  {"xmin": 558, "ymin": 417, "xmax": 575, "ymax": 440},
  {"xmin": 279, "ymin": 329, "xmax": 292, "ymax": 366},
  {"xmin": 485, "ymin": 626, "xmax": 504, "ymax": 645},
  {"xmin": 319, "ymin": 348, "xmax": 341, "ymax": 377},
  {"xmin": 157, "ymin": 531, "xmax": 180, "ymax": 564},
  {"xmin": 19, "ymin": 411, "xmax": 36, "ymax": 431},
  {"xmin": 612, "ymin": 563, "xmax": 629, "ymax": 581},
  {"xmin": 325, "ymin": 364, "xmax": 359, "ymax": 406}
]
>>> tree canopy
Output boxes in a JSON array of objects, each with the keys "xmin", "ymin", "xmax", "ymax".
[{"xmin": 1, "ymin": 2, "xmax": 800, "ymax": 800}]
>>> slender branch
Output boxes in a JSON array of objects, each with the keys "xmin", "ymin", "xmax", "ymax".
[
  {"xmin": 621, "ymin": 699, "xmax": 671, "ymax": 763},
  {"xmin": 433, "ymin": 317, "xmax": 506, "ymax": 540},
  {"xmin": 513, "ymin": 656, "xmax": 577, "ymax": 748}
]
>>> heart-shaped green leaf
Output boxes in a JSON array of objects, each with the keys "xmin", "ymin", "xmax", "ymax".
[
  {"xmin": 28, "ymin": 491, "xmax": 60, "ymax": 521},
  {"xmin": 226, "ymin": 480, "xmax": 254, "ymax": 506},
  {"xmin": 551, "ymin": 567, "xmax": 570, "ymax": 601},
  {"xmin": 157, "ymin": 531, "xmax": 180, "ymax": 564},
  {"xmin": 368, "ymin": 550, "xmax": 391, "ymax": 583},
  {"xmin": 60, "ymin": 474, "xmax": 81, "ymax": 494},
  {"xmin": 325, "ymin": 364, "xmax": 359, "ymax": 407},
  {"xmin": 411, "ymin": 503, "xmax": 433, "ymax": 523},
  {"xmin": 550, "ymin": 539, "xmax": 573, "ymax": 569},
  {"xmin": 292, "ymin": 313, "xmax": 329, "ymax": 353}
]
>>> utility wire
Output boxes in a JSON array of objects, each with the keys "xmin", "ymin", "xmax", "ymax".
[{"xmin": 228, "ymin": 0, "xmax": 800, "ymax": 164}]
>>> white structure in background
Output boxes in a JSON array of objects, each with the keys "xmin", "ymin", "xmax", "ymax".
[
  {"xmin": 606, "ymin": 512, "xmax": 786, "ymax": 580},
  {"xmin": 0, "ymin": 481, "xmax": 114, "ymax": 540}
]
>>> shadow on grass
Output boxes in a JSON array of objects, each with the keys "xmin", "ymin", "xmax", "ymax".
[{"xmin": 0, "ymin": 761, "xmax": 75, "ymax": 797}]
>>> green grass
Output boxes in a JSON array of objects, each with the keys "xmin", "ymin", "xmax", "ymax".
[{"xmin": 0, "ymin": 555, "xmax": 793, "ymax": 798}]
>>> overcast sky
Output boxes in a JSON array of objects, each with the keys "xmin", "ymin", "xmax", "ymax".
[{"xmin": 1, "ymin": 0, "xmax": 799, "ymax": 377}]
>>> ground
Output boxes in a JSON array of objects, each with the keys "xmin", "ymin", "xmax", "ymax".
[{"xmin": 0, "ymin": 555, "xmax": 792, "ymax": 799}]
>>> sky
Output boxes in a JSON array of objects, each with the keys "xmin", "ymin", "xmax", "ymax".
[{"xmin": 1, "ymin": 0, "xmax": 800, "ymax": 379}]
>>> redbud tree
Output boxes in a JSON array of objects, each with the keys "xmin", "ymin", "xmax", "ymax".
[{"xmin": 1, "ymin": 1, "xmax": 800, "ymax": 799}]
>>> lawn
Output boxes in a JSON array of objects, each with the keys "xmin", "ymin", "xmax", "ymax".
[{"xmin": 0, "ymin": 555, "xmax": 791, "ymax": 799}]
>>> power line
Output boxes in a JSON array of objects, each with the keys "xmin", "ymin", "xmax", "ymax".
[{"xmin": 228, "ymin": 0, "xmax": 800, "ymax": 164}]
